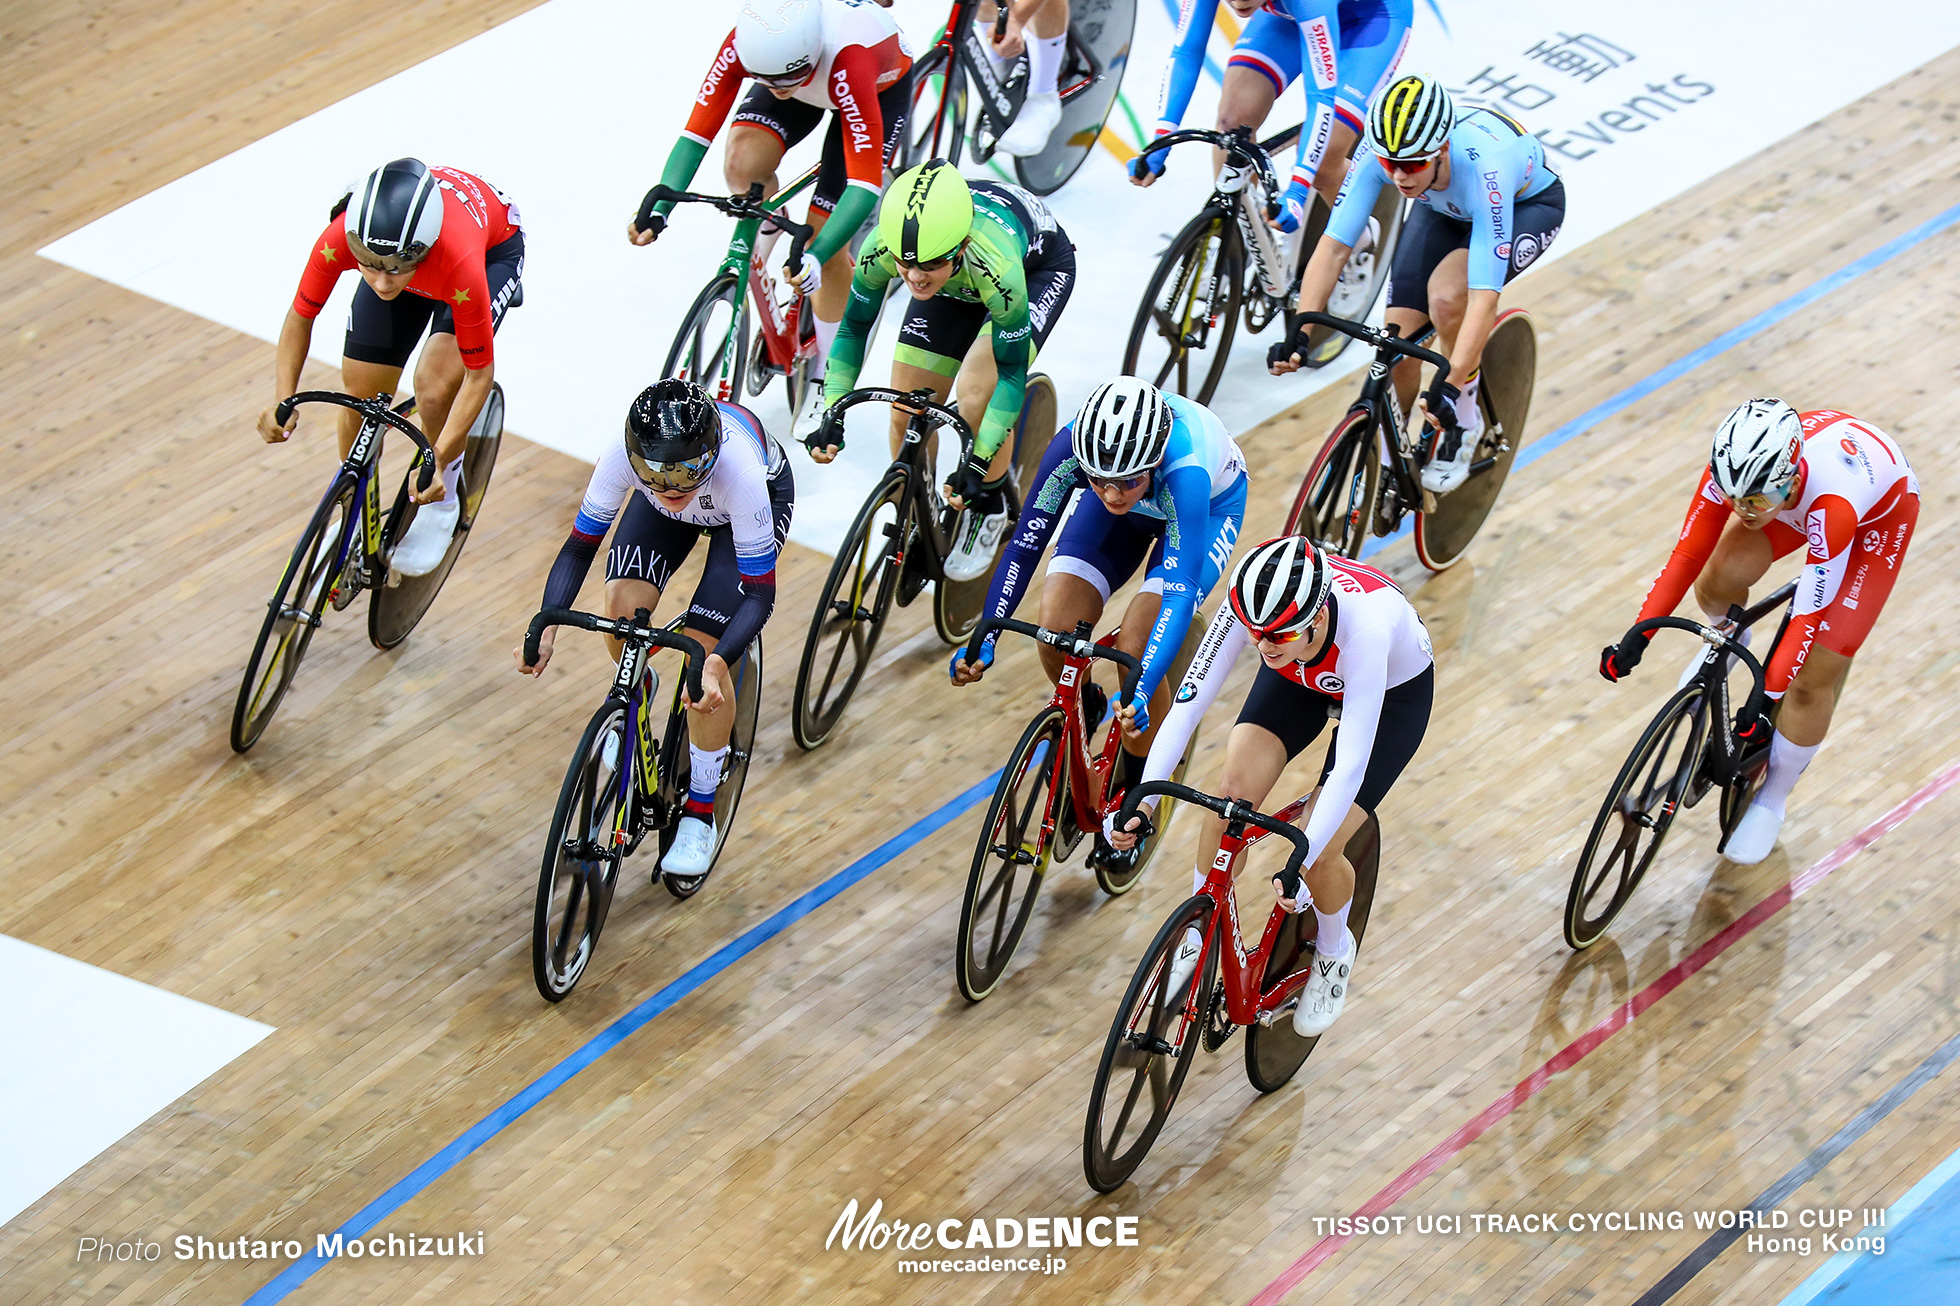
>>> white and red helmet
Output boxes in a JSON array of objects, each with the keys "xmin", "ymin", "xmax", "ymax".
[
  {"xmin": 1710, "ymin": 398, "xmax": 1803, "ymax": 501},
  {"xmin": 1228, "ymin": 536, "xmax": 1333, "ymax": 639}
]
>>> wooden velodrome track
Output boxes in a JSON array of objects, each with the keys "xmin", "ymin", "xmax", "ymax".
[{"xmin": 6, "ymin": 3, "xmax": 1960, "ymax": 1303}]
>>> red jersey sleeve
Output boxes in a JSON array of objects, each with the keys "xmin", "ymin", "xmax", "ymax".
[
  {"xmin": 683, "ymin": 31, "xmax": 748, "ymax": 144},
  {"xmin": 1635, "ymin": 468, "xmax": 1729, "ymax": 626},
  {"xmin": 293, "ymin": 215, "xmax": 352, "ymax": 319},
  {"xmin": 826, "ymin": 44, "xmax": 889, "ymax": 193}
]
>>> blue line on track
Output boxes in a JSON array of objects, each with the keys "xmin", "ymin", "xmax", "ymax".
[
  {"xmin": 241, "ymin": 769, "xmax": 1001, "ymax": 1305},
  {"xmin": 1359, "ymin": 198, "xmax": 1960, "ymax": 561},
  {"xmin": 244, "ymin": 197, "xmax": 1960, "ymax": 1306},
  {"xmin": 1779, "ymin": 1141, "xmax": 1960, "ymax": 1305}
]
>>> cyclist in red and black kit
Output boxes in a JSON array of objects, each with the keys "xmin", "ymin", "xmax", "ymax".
[
  {"xmin": 1601, "ymin": 400, "xmax": 1920, "ymax": 864},
  {"xmin": 258, "ymin": 158, "xmax": 524, "ymax": 575},
  {"xmin": 630, "ymin": 0, "xmax": 912, "ymax": 417}
]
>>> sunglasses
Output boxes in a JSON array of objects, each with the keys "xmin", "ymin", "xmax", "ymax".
[
  {"xmin": 752, "ymin": 68, "xmax": 812, "ymax": 89},
  {"xmin": 629, "ymin": 449, "xmax": 718, "ymax": 494},
  {"xmin": 1088, "ymin": 472, "xmax": 1151, "ymax": 493},
  {"xmin": 1378, "ymin": 153, "xmax": 1440, "ymax": 177},
  {"xmin": 897, "ymin": 249, "xmax": 960, "ymax": 273},
  {"xmin": 354, "ymin": 254, "xmax": 424, "ymax": 276},
  {"xmin": 1729, "ymin": 488, "xmax": 1788, "ymax": 514},
  {"xmin": 1249, "ymin": 610, "xmax": 1321, "ymax": 646}
]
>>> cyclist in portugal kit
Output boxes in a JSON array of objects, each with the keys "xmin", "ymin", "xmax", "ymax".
[
  {"xmin": 813, "ymin": 160, "xmax": 1077, "ymax": 581},
  {"xmin": 1109, "ymin": 535, "xmax": 1433, "ymax": 1036},
  {"xmin": 631, "ymin": 0, "xmax": 912, "ymax": 399},
  {"xmin": 259, "ymin": 158, "xmax": 524, "ymax": 576},
  {"xmin": 518, "ymin": 380, "xmax": 793, "ymax": 890},
  {"xmin": 1600, "ymin": 400, "xmax": 1919, "ymax": 865}
]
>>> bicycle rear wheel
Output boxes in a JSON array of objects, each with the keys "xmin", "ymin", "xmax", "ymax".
[
  {"xmin": 664, "ymin": 270, "xmax": 751, "ymax": 403},
  {"xmin": 231, "ymin": 472, "xmax": 357, "ymax": 752},
  {"xmin": 1123, "ymin": 208, "xmax": 1245, "ymax": 404},
  {"xmin": 1011, "ymin": 371, "xmax": 1059, "ymax": 503},
  {"xmin": 1285, "ymin": 407, "xmax": 1378, "ymax": 558},
  {"xmin": 1245, "ymin": 813, "xmax": 1380, "ymax": 1091},
  {"xmin": 1083, "ymin": 894, "xmax": 1216, "ymax": 1192},
  {"xmin": 1013, "ymin": 0, "xmax": 1137, "ymax": 195},
  {"xmin": 369, "ymin": 382, "xmax": 504, "ymax": 650},
  {"xmin": 1414, "ymin": 309, "xmax": 1534, "ymax": 571},
  {"xmin": 792, "ymin": 469, "xmax": 907, "ymax": 750},
  {"xmin": 1565, "ymin": 684, "xmax": 1707, "ymax": 950},
  {"xmin": 956, "ymin": 705, "xmax": 1065, "ymax": 1001},
  {"xmin": 533, "ymin": 701, "xmax": 628, "ymax": 1001},
  {"xmin": 656, "ymin": 639, "xmax": 763, "ymax": 901}
]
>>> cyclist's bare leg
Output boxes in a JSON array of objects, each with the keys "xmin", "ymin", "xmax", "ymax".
[
  {"xmin": 681, "ymin": 623, "xmax": 737, "ymax": 751},
  {"xmin": 336, "ymin": 358, "xmax": 405, "ymax": 459},
  {"xmin": 803, "ymin": 207, "xmax": 854, "ymax": 330},
  {"xmin": 1381, "ymin": 309, "xmax": 1430, "ymax": 419},
  {"xmin": 1035, "ymin": 572, "xmax": 1105, "ymax": 685},
  {"xmin": 1420, "ymin": 248, "xmax": 1471, "ymax": 359},
  {"xmin": 410, "ymin": 333, "xmax": 466, "ymax": 452},
  {"xmin": 1778, "ymin": 645, "xmax": 1849, "ymax": 749},
  {"xmin": 1190, "ymin": 721, "xmax": 1288, "ymax": 888},
  {"xmin": 1212, "ymin": 67, "xmax": 1279, "ymax": 178},
  {"xmin": 952, "ymin": 335, "xmax": 1015, "ymax": 486},
  {"xmin": 602, "ymin": 578, "xmax": 663, "ymax": 665},
  {"xmin": 885, "ymin": 361, "xmax": 954, "ymax": 461},
  {"xmin": 1295, "ymin": 788, "xmax": 1364, "ymax": 912},
  {"xmin": 722, "ymin": 125, "xmax": 786, "ymax": 199},
  {"xmin": 1310, "ymin": 121, "xmax": 1362, "ymax": 207}
]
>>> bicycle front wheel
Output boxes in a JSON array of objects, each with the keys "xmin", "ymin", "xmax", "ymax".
[
  {"xmin": 534, "ymin": 701, "xmax": 629, "ymax": 1001},
  {"xmin": 1565, "ymin": 684, "xmax": 1707, "ymax": 950},
  {"xmin": 1285, "ymin": 406, "xmax": 1379, "ymax": 558},
  {"xmin": 1013, "ymin": 0, "xmax": 1138, "ymax": 195},
  {"xmin": 1124, "ymin": 209, "xmax": 1245, "ymax": 404},
  {"xmin": 792, "ymin": 469, "xmax": 907, "ymax": 750},
  {"xmin": 664, "ymin": 270, "xmax": 750, "ymax": 402},
  {"xmin": 231, "ymin": 472, "xmax": 358, "ymax": 752},
  {"xmin": 957, "ymin": 706, "xmax": 1067, "ymax": 1001},
  {"xmin": 1083, "ymin": 893, "xmax": 1216, "ymax": 1192}
]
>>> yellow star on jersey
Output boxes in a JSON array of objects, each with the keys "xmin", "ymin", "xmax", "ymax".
[
  {"xmin": 451, "ymin": 288, "xmax": 470, "ymax": 304},
  {"xmin": 318, "ymin": 244, "xmax": 337, "ymax": 262}
]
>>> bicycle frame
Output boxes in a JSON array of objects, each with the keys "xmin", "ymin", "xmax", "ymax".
[
  {"xmin": 1629, "ymin": 579, "xmax": 1793, "ymax": 792},
  {"xmin": 277, "ymin": 390, "xmax": 433, "ymax": 593},
  {"xmin": 916, "ymin": 0, "xmax": 1104, "ymax": 158},
  {"xmin": 1145, "ymin": 127, "xmax": 1289, "ymax": 297}
]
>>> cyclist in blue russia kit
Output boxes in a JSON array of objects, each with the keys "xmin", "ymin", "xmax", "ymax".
[
  {"xmin": 1272, "ymin": 73, "xmax": 1566, "ymax": 494},
  {"xmin": 948, "ymin": 378, "xmax": 1248, "ymax": 867},
  {"xmin": 1131, "ymin": 0, "xmax": 1412, "ymax": 237}
]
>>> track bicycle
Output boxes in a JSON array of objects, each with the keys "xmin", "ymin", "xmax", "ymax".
[
  {"xmin": 230, "ymin": 385, "xmax": 505, "ymax": 752},
  {"xmin": 652, "ymin": 178, "xmax": 822, "ymax": 420},
  {"xmin": 952, "ymin": 617, "xmax": 1195, "ymax": 1001},
  {"xmin": 1082, "ymin": 778, "xmax": 1382, "ymax": 1191},
  {"xmin": 902, "ymin": 0, "xmax": 1137, "ymax": 196},
  {"xmin": 1282, "ymin": 308, "xmax": 1535, "ymax": 571},
  {"xmin": 789, "ymin": 380, "xmax": 1055, "ymax": 749},
  {"xmin": 1565, "ymin": 581, "xmax": 1794, "ymax": 950},
  {"xmin": 1122, "ymin": 125, "xmax": 1405, "ymax": 400},
  {"xmin": 522, "ymin": 606, "xmax": 763, "ymax": 1001}
]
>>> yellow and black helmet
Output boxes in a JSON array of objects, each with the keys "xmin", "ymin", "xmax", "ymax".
[{"xmin": 1365, "ymin": 74, "xmax": 1455, "ymax": 161}]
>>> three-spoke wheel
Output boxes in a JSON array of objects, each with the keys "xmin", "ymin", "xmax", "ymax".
[
  {"xmin": 1124, "ymin": 212, "xmax": 1245, "ymax": 404},
  {"xmin": 957, "ymin": 707, "xmax": 1065, "ymax": 1001},
  {"xmin": 534, "ymin": 702, "xmax": 629, "ymax": 1001},
  {"xmin": 1284, "ymin": 407, "xmax": 1378, "ymax": 559},
  {"xmin": 231, "ymin": 476, "xmax": 358, "ymax": 752},
  {"xmin": 792, "ymin": 471, "xmax": 906, "ymax": 750}
]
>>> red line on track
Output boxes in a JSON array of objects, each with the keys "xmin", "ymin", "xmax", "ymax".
[{"xmin": 1247, "ymin": 759, "xmax": 1960, "ymax": 1306}]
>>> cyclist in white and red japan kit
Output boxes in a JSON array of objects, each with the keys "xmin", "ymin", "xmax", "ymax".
[
  {"xmin": 1601, "ymin": 400, "xmax": 1920, "ymax": 864},
  {"xmin": 1110, "ymin": 536, "xmax": 1433, "ymax": 1038},
  {"xmin": 630, "ymin": 0, "xmax": 912, "ymax": 395}
]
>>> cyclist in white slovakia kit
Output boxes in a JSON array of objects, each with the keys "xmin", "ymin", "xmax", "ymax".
[{"xmin": 1110, "ymin": 536, "xmax": 1433, "ymax": 1036}]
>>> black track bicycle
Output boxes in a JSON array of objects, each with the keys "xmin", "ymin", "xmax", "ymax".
[
  {"xmin": 523, "ymin": 607, "xmax": 763, "ymax": 1000},
  {"xmin": 1281, "ymin": 308, "xmax": 1534, "ymax": 571},
  {"xmin": 1565, "ymin": 581, "xmax": 1794, "ymax": 950},
  {"xmin": 1122, "ymin": 125, "xmax": 1405, "ymax": 401},
  {"xmin": 231, "ymin": 386, "xmax": 504, "ymax": 752},
  {"xmin": 789, "ymin": 381, "xmax": 1055, "ymax": 750}
]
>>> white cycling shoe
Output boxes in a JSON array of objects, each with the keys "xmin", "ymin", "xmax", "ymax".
[
  {"xmin": 1293, "ymin": 928, "xmax": 1357, "ymax": 1037},
  {"xmin": 390, "ymin": 495, "xmax": 459, "ymax": 577},
  {"xmin": 661, "ymin": 815, "xmax": 718, "ymax": 879},
  {"xmin": 1164, "ymin": 925, "xmax": 1205, "ymax": 999},
  {"xmin": 995, "ymin": 92, "xmax": 1062, "ymax": 158},
  {"xmin": 1724, "ymin": 802, "xmax": 1783, "ymax": 865},
  {"xmin": 942, "ymin": 507, "xmax": 1010, "ymax": 582}
]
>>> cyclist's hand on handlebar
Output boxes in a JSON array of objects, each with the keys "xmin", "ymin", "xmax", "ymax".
[
  {"xmin": 683, "ymin": 653, "xmax": 728, "ymax": 714},
  {"xmin": 1272, "ymin": 178, "xmax": 1311, "ymax": 234},
  {"xmin": 1734, "ymin": 705, "xmax": 1774, "ymax": 743},
  {"xmin": 1598, "ymin": 633, "xmax": 1650, "ymax": 683},
  {"xmin": 516, "ymin": 629, "xmax": 555, "ymax": 678},
  {"xmin": 991, "ymin": 12, "xmax": 1027, "ymax": 57},
  {"xmin": 1116, "ymin": 697, "xmax": 1150, "ymax": 738},
  {"xmin": 1128, "ymin": 147, "xmax": 1167, "ymax": 187},
  {"xmin": 1267, "ymin": 314, "xmax": 1315, "ymax": 375},
  {"xmin": 1271, "ymin": 865, "xmax": 1312, "ymax": 914},
  {"xmin": 782, "ymin": 250, "xmax": 822, "ymax": 296},
  {"xmin": 949, "ymin": 640, "xmax": 994, "ymax": 686},
  {"xmin": 1422, "ymin": 380, "xmax": 1462, "ymax": 435},
  {"xmin": 945, "ymin": 456, "xmax": 991, "ymax": 511},
  {"xmin": 258, "ymin": 403, "xmax": 298, "ymax": 444},
  {"xmin": 628, "ymin": 200, "xmax": 666, "ymax": 247},
  {"xmin": 1103, "ymin": 807, "xmax": 1152, "ymax": 852},
  {"xmin": 803, "ymin": 405, "xmax": 843, "ymax": 463}
]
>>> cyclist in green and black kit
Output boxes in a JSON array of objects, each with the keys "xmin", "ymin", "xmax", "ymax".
[{"xmin": 807, "ymin": 160, "xmax": 1077, "ymax": 581}]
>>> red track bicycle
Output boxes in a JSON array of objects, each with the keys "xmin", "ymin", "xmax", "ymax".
[{"xmin": 1082, "ymin": 778, "xmax": 1382, "ymax": 1192}]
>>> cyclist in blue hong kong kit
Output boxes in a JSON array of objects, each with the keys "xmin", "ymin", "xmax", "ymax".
[
  {"xmin": 1273, "ymin": 73, "xmax": 1566, "ymax": 494},
  {"xmin": 948, "ymin": 377, "xmax": 1248, "ymax": 871},
  {"xmin": 516, "ymin": 379, "xmax": 792, "ymax": 892}
]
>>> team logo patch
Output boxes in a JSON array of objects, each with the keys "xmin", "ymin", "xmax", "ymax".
[
  {"xmin": 1514, "ymin": 233, "xmax": 1541, "ymax": 268},
  {"xmin": 1495, "ymin": 243, "xmax": 1512, "ymax": 260},
  {"xmin": 1315, "ymin": 672, "xmax": 1344, "ymax": 694},
  {"xmin": 1175, "ymin": 682, "xmax": 1198, "ymax": 703}
]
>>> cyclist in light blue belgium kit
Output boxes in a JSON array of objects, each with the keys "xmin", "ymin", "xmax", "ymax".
[
  {"xmin": 949, "ymin": 378, "xmax": 1247, "ymax": 870},
  {"xmin": 1273, "ymin": 73, "xmax": 1566, "ymax": 494},
  {"xmin": 1132, "ymin": 0, "xmax": 1411, "ymax": 237}
]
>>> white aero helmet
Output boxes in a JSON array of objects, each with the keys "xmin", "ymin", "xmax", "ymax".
[
  {"xmin": 1365, "ymin": 73, "xmax": 1455, "ymax": 161},
  {"xmin": 1710, "ymin": 398, "xmax": 1803, "ymax": 502},
  {"xmin": 1073, "ymin": 378, "xmax": 1173, "ymax": 480},
  {"xmin": 346, "ymin": 158, "xmax": 443, "ymax": 269},
  {"xmin": 1228, "ymin": 536, "xmax": 1333, "ymax": 640},
  {"xmin": 736, "ymin": 0, "xmax": 825, "ymax": 83}
]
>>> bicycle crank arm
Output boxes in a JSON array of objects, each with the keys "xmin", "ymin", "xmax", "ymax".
[
  {"xmin": 991, "ymin": 844, "xmax": 1040, "ymax": 866},
  {"xmin": 272, "ymin": 601, "xmax": 323, "ymax": 628},
  {"xmin": 1126, "ymin": 1031, "xmax": 1179, "ymax": 1057}
]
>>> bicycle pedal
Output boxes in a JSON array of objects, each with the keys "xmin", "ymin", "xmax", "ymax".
[{"xmin": 991, "ymin": 844, "xmax": 1038, "ymax": 866}]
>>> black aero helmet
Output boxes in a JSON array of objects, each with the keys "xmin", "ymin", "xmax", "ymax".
[
  {"xmin": 625, "ymin": 379, "xmax": 722, "ymax": 493},
  {"xmin": 345, "ymin": 158, "xmax": 444, "ymax": 270}
]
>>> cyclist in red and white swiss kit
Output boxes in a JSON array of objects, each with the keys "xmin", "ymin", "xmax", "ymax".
[
  {"xmin": 1109, "ymin": 536, "xmax": 1434, "ymax": 1038},
  {"xmin": 1601, "ymin": 400, "xmax": 1920, "ymax": 864}
]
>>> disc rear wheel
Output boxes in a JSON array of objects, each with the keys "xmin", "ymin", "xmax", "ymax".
[
  {"xmin": 1012, "ymin": 0, "xmax": 1137, "ymax": 195},
  {"xmin": 1415, "ymin": 309, "xmax": 1534, "ymax": 571}
]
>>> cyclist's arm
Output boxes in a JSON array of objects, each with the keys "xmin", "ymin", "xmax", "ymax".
[
  {"xmin": 1152, "ymin": 0, "xmax": 1221, "ymax": 138},
  {"xmin": 974, "ymin": 429, "xmax": 1079, "ymax": 651},
  {"xmin": 1131, "ymin": 465, "xmax": 1215, "ymax": 701},
  {"xmin": 806, "ymin": 46, "xmax": 888, "ymax": 265},
  {"xmin": 712, "ymin": 476, "xmax": 781, "ymax": 665},
  {"xmin": 1634, "ymin": 471, "xmax": 1729, "ymax": 626},
  {"xmin": 975, "ymin": 270, "xmax": 1034, "ymax": 464},
  {"xmin": 1297, "ymin": 161, "xmax": 1384, "ymax": 312},
  {"xmin": 541, "ymin": 449, "xmax": 637, "ymax": 609},
  {"xmin": 823, "ymin": 246, "xmax": 895, "ymax": 407},
  {"xmin": 1763, "ymin": 494, "xmax": 1858, "ymax": 697},
  {"xmin": 649, "ymin": 32, "xmax": 745, "ymax": 223},
  {"xmin": 1139, "ymin": 603, "xmax": 1248, "ymax": 795},
  {"xmin": 1303, "ymin": 619, "xmax": 1391, "ymax": 864}
]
